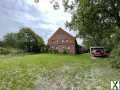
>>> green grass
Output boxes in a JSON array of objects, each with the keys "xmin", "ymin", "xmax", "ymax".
[{"xmin": 0, "ymin": 54, "xmax": 119, "ymax": 90}]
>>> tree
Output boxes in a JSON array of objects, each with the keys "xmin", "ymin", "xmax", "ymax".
[
  {"xmin": 52, "ymin": 0, "xmax": 120, "ymax": 68},
  {"xmin": 17, "ymin": 27, "xmax": 44, "ymax": 52},
  {"xmin": 64, "ymin": 0, "xmax": 120, "ymax": 69},
  {"xmin": 0, "ymin": 41, "xmax": 4, "ymax": 47},
  {"xmin": 63, "ymin": 0, "xmax": 120, "ymax": 48},
  {"xmin": 51, "ymin": 0, "xmax": 120, "ymax": 47},
  {"xmin": 3, "ymin": 33, "xmax": 18, "ymax": 48},
  {"xmin": 3, "ymin": 27, "xmax": 44, "ymax": 53}
]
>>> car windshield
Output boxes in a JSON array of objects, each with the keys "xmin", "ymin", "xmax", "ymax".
[
  {"xmin": 91, "ymin": 48, "xmax": 104, "ymax": 51},
  {"xmin": 96, "ymin": 50, "xmax": 101, "ymax": 52}
]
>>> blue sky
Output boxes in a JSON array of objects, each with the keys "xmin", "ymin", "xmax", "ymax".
[{"xmin": 0, "ymin": 0, "xmax": 82, "ymax": 44}]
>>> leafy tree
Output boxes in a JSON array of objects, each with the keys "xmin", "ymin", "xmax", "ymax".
[
  {"xmin": 3, "ymin": 27, "xmax": 44, "ymax": 53},
  {"xmin": 110, "ymin": 28, "xmax": 120, "ymax": 69},
  {"xmin": 64, "ymin": 0, "xmax": 120, "ymax": 48},
  {"xmin": 52, "ymin": 0, "xmax": 120, "ymax": 47},
  {"xmin": 3, "ymin": 33, "xmax": 18, "ymax": 48},
  {"xmin": 0, "ymin": 47, "xmax": 10, "ymax": 55},
  {"xmin": 0, "ymin": 41, "xmax": 3, "ymax": 47},
  {"xmin": 52, "ymin": 0, "xmax": 120, "ymax": 68},
  {"xmin": 17, "ymin": 27, "xmax": 44, "ymax": 52}
]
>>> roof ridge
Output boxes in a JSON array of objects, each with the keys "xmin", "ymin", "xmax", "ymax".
[{"xmin": 48, "ymin": 27, "xmax": 75, "ymax": 40}]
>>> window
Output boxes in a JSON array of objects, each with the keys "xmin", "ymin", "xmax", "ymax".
[
  {"xmin": 66, "ymin": 40, "xmax": 68, "ymax": 42},
  {"xmin": 70, "ymin": 40, "xmax": 74, "ymax": 43},
  {"xmin": 68, "ymin": 46, "xmax": 70, "ymax": 49},
  {"xmin": 71, "ymin": 45, "xmax": 74, "ymax": 47},
  {"xmin": 52, "ymin": 40, "xmax": 55, "ymax": 43},
  {"xmin": 62, "ymin": 40, "xmax": 64, "ymax": 43},
  {"xmin": 56, "ymin": 46, "xmax": 58, "ymax": 49},
  {"xmin": 51, "ymin": 46, "xmax": 54, "ymax": 49}
]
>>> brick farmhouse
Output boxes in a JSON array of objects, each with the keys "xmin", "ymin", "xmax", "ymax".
[{"xmin": 48, "ymin": 28, "xmax": 78, "ymax": 54}]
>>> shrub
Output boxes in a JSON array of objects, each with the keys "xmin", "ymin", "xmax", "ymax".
[
  {"xmin": 54, "ymin": 50, "xmax": 59, "ymax": 54},
  {"xmin": 110, "ymin": 29, "xmax": 120, "ymax": 69},
  {"xmin": 111, "ymin": 45, "xmax": 120, "ymax": 69},
  {"xmin": 10, "ymin": 48, "xmax": 25, "ymax": 55},
  {"xmin": 40, "ymin": 45, "xmax": 48, "ymax": 53},
  {"xmin": 0, "ymin": 47, "xmax": 25, "ymax": 55},
  {"xmin": 63, "ymin": 48, "xmax": 68, "ymax": 54},
  {"xmin": 48, "ymin": 49, "xmax": 59, "ymax": 54},
  {"xmin": 0, "ymin": 47, "xmax": 10, "ymax": 55},
  {"xmin": 111, "ymin": 57, "xmax": 120, "ymax": 68}
]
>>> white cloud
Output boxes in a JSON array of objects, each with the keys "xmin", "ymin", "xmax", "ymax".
[
  {"xmin": 24, "ymin": 0, "xmax": 71, "ymax": 26},
  {"xmin": 24, "ymin": 13, "xmax": 37, "ymax": 21},
  {"xmin": 0, "ymin": 0, "xmax": 82, "ymax": 45}
]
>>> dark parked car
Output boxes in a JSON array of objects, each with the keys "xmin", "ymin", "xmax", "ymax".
[
  {"xmin": 92, "ymin": 49, "xmax": 104, "ymax": 57},
  {"xmin": 90, "ymin": 47, "xmax": 110, "ymax": 57}
]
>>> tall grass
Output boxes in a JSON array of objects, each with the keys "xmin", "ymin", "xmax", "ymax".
[{"xmin": 0, "ymin": 54, "xmax": 119, "ymax": 90}]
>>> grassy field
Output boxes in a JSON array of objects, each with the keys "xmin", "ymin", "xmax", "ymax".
[{"xmin": 0, "ymin": 54, "xmax": 120, "ymax": 90}]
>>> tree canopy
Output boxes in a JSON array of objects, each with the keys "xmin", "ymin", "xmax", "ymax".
[
  {"xmin": 59, "ymin": 0, "xmax": 120, "ymax": 68},
  {"xmin": 55, "ymin": 0, "xmax": 120, "ymax": 48},
  {"xmin": 3, "ymin": 27, "xmax": 44, "ymax": 53}
]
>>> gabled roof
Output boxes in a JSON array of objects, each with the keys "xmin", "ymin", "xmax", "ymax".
[{"xmin": 48, "ymin": 27, "xmax": 75, "ymax": 40}]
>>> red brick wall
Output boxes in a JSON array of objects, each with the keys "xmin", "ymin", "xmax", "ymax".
[{"xmin": 48, "ymin": 28, "xmax": 76, "ymax": 54}]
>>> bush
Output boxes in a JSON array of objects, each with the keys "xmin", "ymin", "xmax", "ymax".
[
  {"xmin": 111, "ymin": 57, "xmax": 120, "ymax": 68},
  {"xmin": 111, "ymin": 45, "xmax": 120, "ymax": 69},
  {"xmin": 40, "ymin": 45, "xmax": 48, "ymax": 53},
  {"xmin": 0, "ymin": 47, "xmax": 10, "ymax": 55},
  {"xmin": 51, "ymin": 50, "xmax": 59, "ymax": 54},
  {"xmin": 48, "ymin": 49, "xmax": 59, "ymax": 54},
  {"xmin": 63, "ymin": 48, "xmax": 68, "ymax": 54},
  {"xmin": 110, "ymin": 29, "xmax": 120, "ymax": 69},
  {"xmin": 0, "ymin": 47, "xmax": 24, "ymax": 55},
  {"xmin": 10, "ymin": 48, "xmax": 25, "ymax": 55}
]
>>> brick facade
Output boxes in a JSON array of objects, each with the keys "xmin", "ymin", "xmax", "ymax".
[{"xmin": 48, "ymin": 28, "xmax": 77, "ymax": 54}]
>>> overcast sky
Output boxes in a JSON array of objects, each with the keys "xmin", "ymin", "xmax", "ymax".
[{"xmin": 0, "ymin": 0, "xmax": 82, "ymax": 44}]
